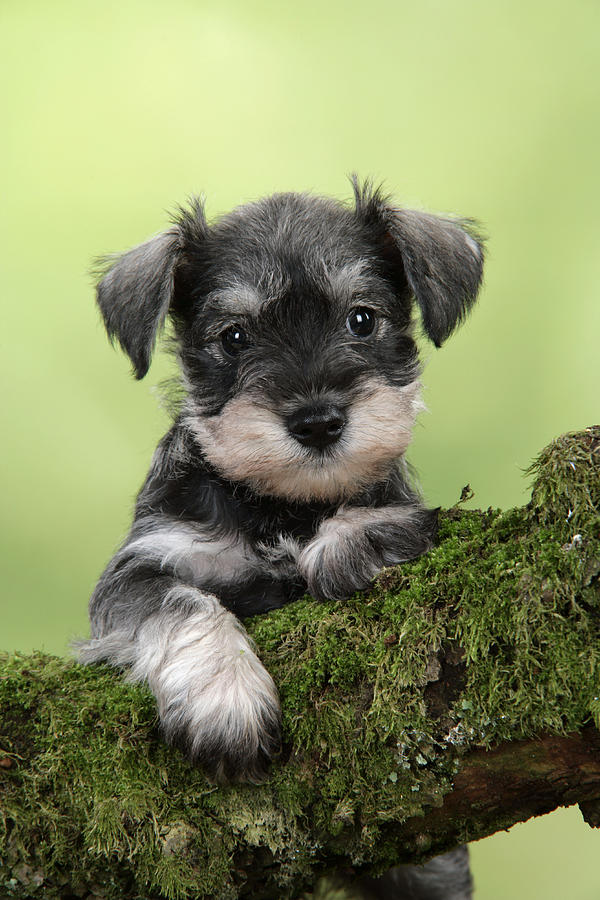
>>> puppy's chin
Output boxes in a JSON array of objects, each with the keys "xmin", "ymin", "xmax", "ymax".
[{"xmin": 186, "ymin": 378, "xmax": 424, "ymax": 503}]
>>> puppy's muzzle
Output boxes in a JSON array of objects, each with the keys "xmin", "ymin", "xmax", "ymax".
[{"xmin": 286, "ymin": 405, "xmax": 346, "ymax": 451}]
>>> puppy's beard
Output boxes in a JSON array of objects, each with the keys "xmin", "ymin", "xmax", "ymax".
[{"xmin": 187, "ymin": 377, "xmax": 423, "ymax": 502}]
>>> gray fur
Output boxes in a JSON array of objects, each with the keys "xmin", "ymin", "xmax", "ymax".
[
  {"xmin": 352, "ymin": 178, "xmax": 484, "ymax": 347},
  {"xmin": 298, "ymin": 503, "xmax": 437, "ymax": 601},
  {"xmin": 95, "ymin": 229, "xmax": 182, "ymax": 379},
  {"xmin": 390, "ymin": 209, "xmax": 483, "ymax": 346},
  {"xmin": 359, "ymin": 846, "xmax": 473, "ymax": 899},
  {"xmin": 95, "ymin": 181, "xmax": 484, "ymax": 379}
]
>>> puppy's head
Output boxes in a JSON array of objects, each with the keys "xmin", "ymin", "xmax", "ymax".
[{"xmin": 96, "ymin": 180, "xmax": 484, "ymax": 502}]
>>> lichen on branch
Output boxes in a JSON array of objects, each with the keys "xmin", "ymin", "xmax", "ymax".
[{"xmin": 1, "ymin": 427, "xmax": 599, "ymax": 900}]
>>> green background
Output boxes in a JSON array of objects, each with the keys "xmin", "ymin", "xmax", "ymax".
[{"xmin": 1, "ymin": 0, "xmax": 599, "ymax": 896}]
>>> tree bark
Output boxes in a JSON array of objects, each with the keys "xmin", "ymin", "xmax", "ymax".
[{"xmin": 1, "ymin": 427, "xmax": 599, "ymax": 900}]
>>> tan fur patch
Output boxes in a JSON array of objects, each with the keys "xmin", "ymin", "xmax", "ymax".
[{"xmin": 187, "ymin": 377, "xmax": 423, "ymax": 502}]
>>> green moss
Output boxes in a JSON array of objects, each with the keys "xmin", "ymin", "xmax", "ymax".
[
  {"xmin": 1, "ymin": 427, "xmax": 599, "ymax": 898},
  {"xmin": 528, "ymin": 426, "xmax": 600, "ymax": 538}
]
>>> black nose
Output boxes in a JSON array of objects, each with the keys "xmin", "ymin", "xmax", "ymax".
[{"xmin": 286, "ymin": 405, "xmax": 346, "ymax": 450}]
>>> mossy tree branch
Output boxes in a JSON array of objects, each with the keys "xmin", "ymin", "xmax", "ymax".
[{"xmin": 1, "ymin": 427, "xmax": 599, "ymax": 900}]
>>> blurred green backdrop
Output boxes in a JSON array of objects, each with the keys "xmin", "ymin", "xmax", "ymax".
[{"xmin": 1, "ymin": 0, "xmax": 599, "ymax": 896}]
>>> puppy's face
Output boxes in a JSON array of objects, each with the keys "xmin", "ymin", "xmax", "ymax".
[{"xmin": 96, "ymin": 183, "xmax": 484, "ymax": 502}]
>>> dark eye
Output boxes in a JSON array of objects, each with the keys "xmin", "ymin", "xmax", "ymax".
[
  {"xmin": 220, "ymin": 325, "xmax": 248, "ymax": 356},
  {"xmin": 346, "ymin": 307, "xmax": 375, "ymax": 338}
]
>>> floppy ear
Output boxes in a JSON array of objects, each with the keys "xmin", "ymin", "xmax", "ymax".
[
  {"xmin": 353, "ymin": 179, "xmax": 485, "ymax": 347},
  {"xmin": 95, "ymin": 229, "xmax": 182, "ymax": 379}
]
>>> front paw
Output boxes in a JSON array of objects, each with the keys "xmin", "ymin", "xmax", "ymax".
[
  {"xmin": 162, "ymin": 649, "xmax": 281, "ymax": 782},
  {"xmin": 298, "ymin": 505, "xmax": 438, "ymax": 601},
  {"xmin": 139, "ymin": 610, "xmax": 281, "ymax": 782}
]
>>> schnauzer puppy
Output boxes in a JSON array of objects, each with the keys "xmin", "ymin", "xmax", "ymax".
[{"xmin": 80, "ymin": 180, "xmax": 483, "ymax": 896}]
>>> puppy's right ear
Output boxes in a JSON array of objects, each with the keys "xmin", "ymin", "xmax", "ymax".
[
  {"xmin": 95, "ymin": 229, "xmax": 182, "ymax": 379},
  {"xmin": 95, "ymin": 199, "xmax": 208, "ymax": 379}
]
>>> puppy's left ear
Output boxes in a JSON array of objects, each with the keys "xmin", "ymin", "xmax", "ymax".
[{"xmin": 354, "ymin": 179, "xmax": 485, "ymax": 347}]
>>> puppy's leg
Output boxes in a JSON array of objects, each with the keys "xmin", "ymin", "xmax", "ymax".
[
  {"xmin": 79, "ymin": 529, "xmax": 280, "ymax": 781},
  {"xmin": 357, "ymin": 847, "xmax": 473, "ymax": 900},
  {"xmin": 298, "ymin": 504, "xmax": 438, "ymax": 602}
]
